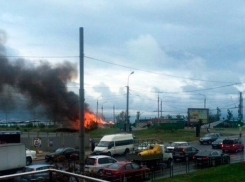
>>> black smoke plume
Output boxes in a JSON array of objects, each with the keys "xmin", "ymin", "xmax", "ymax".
[{"xmin": 0, "ymin": 30, "xmax": 89, "ymax": 124}]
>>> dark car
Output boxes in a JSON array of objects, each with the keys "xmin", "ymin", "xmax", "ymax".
[
  {"xmin": 173, "ymin": 146, "xmax": 199, "ymax": 161},
  {"xmin": 102, "ymin": 161, "xmax": 151, "ymax": 181},
  {"xmin": 199, "ymin": 133, "xmax": 221, "ymax": 145},
  {"xmin": 45, "ymin": 147, "xmax": 79, "ymax": 162},
  {"xmin": 193, "ymin": 150, "xmax": 230, "ymax": 167},
  {"xmin": 222, "ymin": 138, "xmax": 244, "ymax": 153},
  {"xmin": 212, "ymin": 137, "xmax": 229, "ymax": 149},
  {"xmin": 20, "ymin": 164, "xmax": 53, "ymax": 182}
]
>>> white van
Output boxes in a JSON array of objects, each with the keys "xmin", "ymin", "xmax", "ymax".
[{"xmin": 93, "ymin": 133, "xmax": 134, "ymax": 156}]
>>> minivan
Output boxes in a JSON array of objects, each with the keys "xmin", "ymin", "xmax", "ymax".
[
  {"xmin": 92, "ymin": 133, "xmax": 134, "ymax": 156},
  {"xmin": 222, "ymin": 138, "xmax": 244, "ymax": 152}
]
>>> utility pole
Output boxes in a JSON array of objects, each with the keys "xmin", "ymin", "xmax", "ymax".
[
  {"xmin": 113, "ymin": 105, "xmax": 115, "ymax": 123},
  {"xmin": 238, "ymin": 92, "xmax": 243, "ymax": 120},
  {"xmin": 96, "ymin": 100, "xmax": 98, "ymax": 123},
  {"xmin": 79, "ymin": 27, "xmax": 85, "ymax": 171},
  {"xmin": 158, "ymin": 94, "xmax": 160, "ymax": 124}
]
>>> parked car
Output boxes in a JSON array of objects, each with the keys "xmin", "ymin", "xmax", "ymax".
[
  {"xmin": 193, "ymin": 150, "xmax": 230, "ymax": 167},
  {"xmin": 45, "ymin": 147, "xmax": 79, "ymax": 162},
  {"xmin": 26, "ymin": 148, "xmax": 37, "ymax": 160},
  {"xmin": 85, "ymin": 155, "xmax": 117, "ymax": 175},
  {"xmin": 199, "ymin": 133, "xmax": 221, "ymax": 145},
  {"xmin": 222, "ymin": 138, "xmax": 244, "ymax": 153},
  {"xmin": 20, "ymin": 164, "xmax": 53, "ymax": 182},
  {"xmin": 167, "ymin": 141, "xmax": 190, "ymax": 152},
  {"xmin": 173, "ymin": 146, "xmax": 199, "ymax": 161},
  {"xmin": 211, "ymin": 137, "xmax": 229, "ymax": 149},
  {"xmin": 102, "ymin": 161, "xmax": 151, "ymax": 181}
]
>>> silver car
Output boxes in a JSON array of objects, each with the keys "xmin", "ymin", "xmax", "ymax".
[
  {"xmin": 85, "ymin": 155, "xmax": 117, "ymax": 175},
  {"xmin": 20, "ymin": 164, "xmax": 53, "ymax": 182}
]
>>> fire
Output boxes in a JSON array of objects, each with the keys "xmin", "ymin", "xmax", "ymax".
[{"xmin": 72, "ymin": 112, "xmax": 114, "ymax": 129}]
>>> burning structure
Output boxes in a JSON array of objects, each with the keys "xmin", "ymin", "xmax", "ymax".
[{"xmin": 0, "ymin": 30, "xmax": 110, "ymax": 129}]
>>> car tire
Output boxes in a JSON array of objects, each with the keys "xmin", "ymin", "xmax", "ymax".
[
  {"xmin": 200, "ymin": 142, "xmax": 203, "ymax": 145},
  {"xmin": 107, "ymin": 152, "xmax": 112, "ymax": 156},
  {"xmin": 98, "ymin": 169, "xmax": 103, "ymax": 176},
  {"xmin": 26, "ymin": 157, "xmax": 32, "ymax": 166},
  {"xmin": 226, "ymin": 157, "xmax": 230, "ymax": 164},
  {"xmin": 242, "ymin": 147, "xmax": 244, "ymax": 151},
  {"xmin": 123, "ymin": 175, "xmax": 127, "ymax": 182},
  {"xmin": 124, "ymin": 148, "xmax": 130, "ymax": 155},
  {"xmin": 143, "ymin": 171, "xmax": 150, "ymax": 180},
  {"xmin": 208, "ymin": 141, "xmax": 212, "ymax": 145}
]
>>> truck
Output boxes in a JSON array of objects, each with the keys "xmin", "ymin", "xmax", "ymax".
[
  {"xmin": 0, "ymin": 143, "xmax": 26, "ymax": 175},
  {"xmin": 126, "ymin": 144, "xmax": 173, "ymax": 169}
]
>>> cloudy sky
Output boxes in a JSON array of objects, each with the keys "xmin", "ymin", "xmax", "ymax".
[{"xmin": 1, "ymin": 0, "xmax": 245, "ymax": 122}]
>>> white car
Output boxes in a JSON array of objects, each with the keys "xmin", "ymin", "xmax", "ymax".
[
  {"xmin": 85, "ymin": 155, "xmax": 117, "ymax": 175},
  {"xmin": 167, "ymin": 141, "xmax": 190, "ymax": 152},
  {"xmin": 26, "ymin": 148, "xmax": 37, "ymax": 165}
]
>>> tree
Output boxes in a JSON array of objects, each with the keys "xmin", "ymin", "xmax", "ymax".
[
  {"xmin": 215, "ymin": 107, "xmax": 221, "ymax": 121},
  {"xmin": 226, "ymin": 109, "xmax": 233, "ymax": 121},
  {"xmin": 115, "ymin": 111, "xmax": 126, "ymax": 123}
]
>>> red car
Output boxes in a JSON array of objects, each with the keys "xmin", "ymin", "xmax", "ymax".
[
  {"xmin": 102, "ymin": 161, "xmax": 151, "ymax": 182},
  {"xmin": 222, "ymin": 138, "xmax": 244, "ymax": 152}
]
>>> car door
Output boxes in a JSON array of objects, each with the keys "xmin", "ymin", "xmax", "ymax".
[{"xmin": 190, "ymin": 147, "xmax": 199, "ymax": 158}]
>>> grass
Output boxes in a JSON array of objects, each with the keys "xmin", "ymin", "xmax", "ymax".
[{"xmin": 153, "ymin": 163, "xmax": 245, "ymax": 182}]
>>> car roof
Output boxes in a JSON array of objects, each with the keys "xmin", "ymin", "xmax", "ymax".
[
  {"xmin": 25, "ymin": 164, "xmax": 52, "ymax": 168},
  {"xmin": 88, "ymin": 155, "xmax": 114, "ymax": 159}
]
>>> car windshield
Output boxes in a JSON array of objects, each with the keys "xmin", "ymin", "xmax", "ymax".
[
  {"xmin": 223, "ymin": 140, "xmax": 234, "ymax": 144},
  {"xmin": 108, "ymin": 163, "xmax": 122, "ymax": 169},
  {"xmin": 97, "ymin": 141, "xmax": 110, "ymax": 147},
  {"xmin": 55, "ymin": 148, "xmax": 64, "ymax": 153},
  {"xmin": 204, "ymin": 134, "xmax": 213, "ymax": 137}
]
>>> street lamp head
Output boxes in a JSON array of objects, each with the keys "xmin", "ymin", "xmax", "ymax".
[{"xmin": 130, "ymin": 71, "xmax": 134, "ymax": 75}]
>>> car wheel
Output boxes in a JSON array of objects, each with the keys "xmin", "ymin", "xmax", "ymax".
[
  {"xmin": 200, "ymin": 142, "xmax": 203, "ymax": 145},
  {"xmin": 26, "ymin": 157, "xmax": 32, "ymax": 166},
  {"xmin": 143, "ymin": 171, "xmax": 150, "ymax": 179},
  {"xmin": 107, "ymin": 152, "xmax": 112, "ymax": 156},
  {"xmin": 222, "ymin": 150, "xmax": 225, "ymax": 153},
  {"xmin": 211, "ymin": 160, "xmax": 216, "ymax": 166},
  {"xmin": 226, "ymin": 157, "xmax": 230, "ymax": 164},
  {"xmin": 98, "ymin": 169, "xmax": 103, "ymax": 176},
  {"xmin": 123, "ymin": 175, "xmax": 127, "ymax": 182},
  {"xmin": 208, "ymin": 141, "xmax": 212, "ymax": 145},
  {"xmin": 124, "ymin": 148, "xmax": 130, "ymax": 155},
  {"xmin": 242, "ymin": 147, "xmax": 244, "ymax": 151}
]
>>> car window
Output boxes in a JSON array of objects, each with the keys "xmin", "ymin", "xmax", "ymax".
[
  {"xmin": 108, "ymin": 158, "xmax": 117, "ymax": 163},
  {"xmin": 37, "ymin": 166, "xmax": 51, "ymax": 170},
  {"xmin": 211, "ymin": 151, "xmax": 219, "ymax": 156},
  {"xmin": 131, "ymin": 163, "xmax": 140, "ymax": 169},
  {"xmin": 223, "ymin": 140, "xmax": 234, "ymax": 144},
  {"xmin": 124, "ymin": 164, "xmax": 133, "ymax": 169},
  {"xmin": 98, "ymin": 157, "xmax": 109, "ymax": 164},
  {"xmin": 85, "ymin": 158, "xmax": 96, "ymax": 165}
]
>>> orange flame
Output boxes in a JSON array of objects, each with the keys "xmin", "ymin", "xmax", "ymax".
[{"xmin": 72, "ymin": 112, "xmax": 114, "ymax": 130}]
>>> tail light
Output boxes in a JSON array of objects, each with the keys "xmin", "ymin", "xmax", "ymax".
[
  {"xmin": 93, "ymin": 159, "xmax": 97, "ymax": 166},
  {"xmin": 111, "ymin": 170, "xmax": 120, "ymax": 175},
  {"xmin": 193, "ymin": 156, "xmax": 196, "ymax": 159},
  {"xmin": 232, "ymin": 144, "xmax": 235, "ymax": 148},
  {"xmin": 182, "ymin": 148, "xmax": 185, "ymax": 152},
  {"xmin": 202, "ymin": 157, "xmax": 208, "ymax": 160}
]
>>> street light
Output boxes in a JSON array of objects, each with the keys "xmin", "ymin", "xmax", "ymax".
[
  {"xmin": 101, "ymin": 101, "xmax": 107, "ymax": 120},
  {"xmin": 199, "ymin": 93, "xmax": 206, "ymax": 108},
  {"xmin": 126, "ymin": 71, "xmax": 134, "ymax": 132}
]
